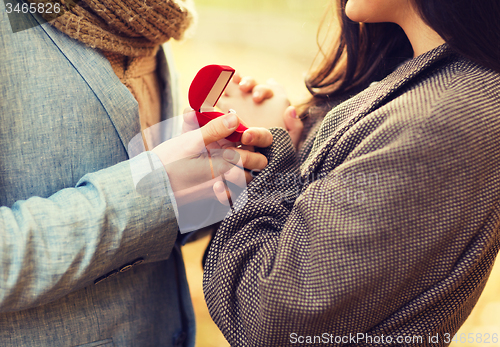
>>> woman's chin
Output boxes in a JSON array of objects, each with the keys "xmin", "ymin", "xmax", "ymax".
[{"xmin": 344, "ymin": 0, "xmax": 363, "ymax": 22}]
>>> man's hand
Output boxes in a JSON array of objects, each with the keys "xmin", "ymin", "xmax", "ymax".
[{"xmin": 152, "ymin": 111, "xmax": 272, "ymax": 207}]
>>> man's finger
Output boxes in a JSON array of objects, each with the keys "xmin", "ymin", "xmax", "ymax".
[
  {"xmin": 241, "ymin": 128, "xmax": 273, "ymax": 148},
  {"xmin": 213, "ymin": 181, "xmax": 231, "ymax": 206},
  {"xmin": 182, "ymin": 109, "xmax": 199, "ymax": 133},
  {"xmin": 232, "ymin": 149, "xmax": 268, "ymax": 171}
]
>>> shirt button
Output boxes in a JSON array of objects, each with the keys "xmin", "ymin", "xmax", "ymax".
[
  {"xmin": 94, "ymin": 275, "xmax": 107, "ymax": 285},
  {"xmin": 131, "ymin": 258, "xmax": 145, "ymax": 266},
  {"xmin": 120, "ymin": 264, "xmax": 133, "ymax": 273},
  {"xmin": 106, "ymin": 270, "xmax": 119, "ymax": 279}
]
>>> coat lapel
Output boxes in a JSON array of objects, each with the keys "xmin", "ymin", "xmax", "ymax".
[
  {"xmin": 301, "ymin": 44, "xmax": 453, "ymax": 179},
  {"xmin": 35, "ymin": 19, "xmax": 142, "ymax": 158}
]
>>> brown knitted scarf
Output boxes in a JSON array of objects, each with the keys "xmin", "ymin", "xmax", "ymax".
[{"xmin": 42, "ymin": 0, "xmax": 196, "ymax": 56}]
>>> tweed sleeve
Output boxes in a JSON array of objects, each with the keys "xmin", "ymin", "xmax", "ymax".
[{"xmin": 203, "ymin": 80, "xmax": 500, "ymax": 346}]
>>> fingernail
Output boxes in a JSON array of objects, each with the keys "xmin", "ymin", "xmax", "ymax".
[
  {"xmin": 214, "ymin": 181, "xmax": 226, "ymax": 194},
  {"xmin": 252, "ymin": 91, "xmax": 261, "ymax": 99},
  {"xmin": 288, "ymin": 107, "xmax": 297, "ymax": 119},
  {"xmin": 218, "ymin": 162, "xmax": 232, "ymax": 175},
  {"xmin": 223, "ymin": 114, "xmax": 239, "ymax": 129},
  {"xmin": 223, "ymin": 149, "xmax": 236, "ymax": 161},
  {"xmin": 242, "ymin": 131, "xmax": 253, "ymax": 144},
  {"xmin": 229, "ymin": 109, "xmax": 237, "ymax": 114}
]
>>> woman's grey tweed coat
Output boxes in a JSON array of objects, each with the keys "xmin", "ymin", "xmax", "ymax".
[{"xmin": 203, "ymin": 44, "xmax": 500, "ymax": 346}]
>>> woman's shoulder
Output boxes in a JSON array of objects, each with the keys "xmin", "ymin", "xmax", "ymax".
[
  {"xmin": 355, "ymin": 54, "xmax": 500, "ymax": 156},
  {"xmin": 432, "ymin": 54, "xmax": 499, "ymax": 102},
  {"xmin": 404, "ymin": 55, "xmax": 500, "ymax": 129},
  {"xmin": 394, "ymin": 56, "xmax": 500, "ymax": 152},
  {"xmin": 446, "ymin": 56, "xmax": 500, "ymax": 94}
]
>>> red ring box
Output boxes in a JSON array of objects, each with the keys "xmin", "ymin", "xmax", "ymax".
[{"xmin": 188, "ymin": 64, "xmax": 248, "ymax": 142}]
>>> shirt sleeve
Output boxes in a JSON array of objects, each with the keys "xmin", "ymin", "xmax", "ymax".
[{"xmin": 0, "ymin": 151, "xmax": 179, "ymax": 313}]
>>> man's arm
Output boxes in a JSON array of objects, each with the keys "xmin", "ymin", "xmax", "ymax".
[{"xmin": 0, "ymin": 151, "xmax": 178, "ymax": 312}]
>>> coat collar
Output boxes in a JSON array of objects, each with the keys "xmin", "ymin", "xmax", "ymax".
[
  {"xmin": 300, "ymin": 44, "xmax": 454, "ymax": 179},
  {"xmin": 35, "ymin": 19, "xmax": 145, "ymax": 158}
]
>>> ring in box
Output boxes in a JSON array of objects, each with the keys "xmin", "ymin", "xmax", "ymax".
[{"xmin": 188, "ymin": 64, "xmax": 247, "ymax": 142}]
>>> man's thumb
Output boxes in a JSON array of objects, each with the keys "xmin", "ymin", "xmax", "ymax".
[{"xmin": 201, "ymin": 113, "xmax": 240, "ymax": 146}]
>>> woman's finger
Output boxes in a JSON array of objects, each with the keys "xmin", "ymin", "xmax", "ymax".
[
  {"xmin": 231, "ymin": 72, "xmax": 242, "ymax": 85},
  {"xmin": 238, "ymin": 76, "xmax": 258, "ymax": 93},
  {"xmin": 251, "ymin": 84, "xmax": 274, "ymax": 103},
  {"xmin": 283, "ymin": 106, "xmax": 304, "ymax": 149}
]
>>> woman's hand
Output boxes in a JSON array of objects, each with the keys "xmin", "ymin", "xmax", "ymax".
[
  {"xmin": 282, "ymin": 106, "xmax": 304, "ymax": 149},
  {"xmin": 234, "ymin": 73, "xmax": 275, "ymax": 103},
  {"xmin": 218, "ymin": 73, "xmax": 304, "ymax": 149},
  {"xmin": 152, "ymin": 111, "xmax": 272, "ymax": 207},
  {"xmin": 217, "ymin": 73, "xmax": 290, "ymax": 129}
]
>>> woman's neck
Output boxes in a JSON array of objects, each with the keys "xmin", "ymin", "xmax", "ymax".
[{"xmin": 399, "ymin": 10, "xmax": 446, "ymax": 57}]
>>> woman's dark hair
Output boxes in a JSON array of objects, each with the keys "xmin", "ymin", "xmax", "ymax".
[
  {"xmin": 300, "ymin": 0, "xmax": 500, "ymax": 118},
  {"xmin": 415, "ymin": 0, "xmax": 500, "ymax": 74}
]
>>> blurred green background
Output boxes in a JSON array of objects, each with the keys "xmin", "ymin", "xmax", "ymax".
[{"xmin": 171, "ymin": 1, "xmax": 500, "ymax": 346}]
